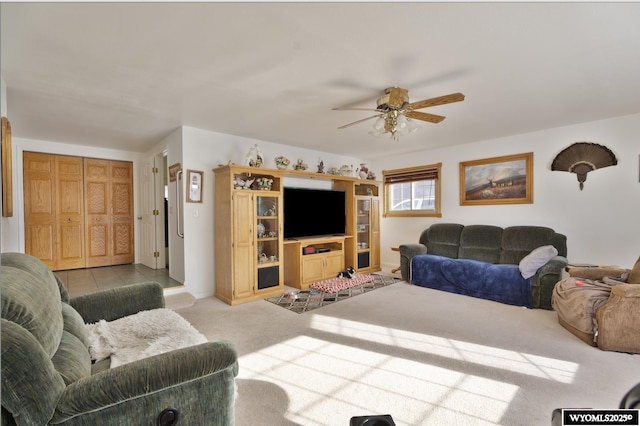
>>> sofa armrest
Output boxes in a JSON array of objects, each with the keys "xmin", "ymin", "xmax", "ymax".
[
  {"xmin": 399, "ymin": 244, "xmax": 427, "ymax": 282},
  {"xmin": 530, "ymin": 255, "xmax": 568, "ymax": 310},
  {"xmin": 70, "ymin": 281, "xmax": 165, "ymax": 324},
  {"xmin": 568, "ymin": 266, "xmax": 629, "ymax": 281},
  {"xmin": 53, "ymin": 341, "xmax": 239, "ymax": 425}
]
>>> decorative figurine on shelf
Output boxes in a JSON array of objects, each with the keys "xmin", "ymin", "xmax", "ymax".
[
  {"xmin": 256, "ymin": 177, "xmax": 273, "ymax": 190},
  {"xmin": 234, "ymin": 176, "xmax": 255, "ymax": 189},
  {"xmin": 274, "ymin": 156, "xmax": 290, "ymax": 170},
  {"xmin": 366, "ymin": 170, "xmax": 377, "ymax": 180},
  {"xmin": 256, "ymin": 222, "xmax": 266, "ymax": 238},
  {"xmin": 357, "ymin": 163, "xmax": 369, "ymax": 179},
  {"xmin": 317, "ymin": 158, "xmax": 325, "ymax": 174},
  {"xmin": 339, "ymin": 165, "xmax": 353, "ymax": 176},
  {"xmin": 293, "ymin": 159, "xmax": 308, "ymax": 171},
  {"xmin": 246, "ymin": 144, "xmax": 263, "ymax": 168}
]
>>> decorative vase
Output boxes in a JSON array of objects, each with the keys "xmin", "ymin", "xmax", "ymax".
[{"xmin": 357, "ymin": 163, "xmax": 369, "ymax": 179}]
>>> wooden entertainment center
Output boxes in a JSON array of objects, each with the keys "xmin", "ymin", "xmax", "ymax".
[{"xmin": 213, "ymin": 164, "xmax": 380, "ymax": 305}]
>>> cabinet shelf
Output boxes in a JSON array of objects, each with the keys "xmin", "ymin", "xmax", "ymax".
[{"xmin": 257, "ymin": 237, "xmax": 278, "ymax": 242}]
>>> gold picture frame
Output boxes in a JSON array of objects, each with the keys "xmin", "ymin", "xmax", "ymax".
[
  {"xmin": 186, "ymin": 169, "xmax": 203, "ymax": 203},
  {"xmin": 1, "ymin": 117, "xmax": 13, "ymax": 217},
  {"xmin": 168, "ymin": 163, "xmax": 181, "ymax": 182},
  {"xmin": 460, "ymin": 152, "xmax": 533, "ymax": 205}
]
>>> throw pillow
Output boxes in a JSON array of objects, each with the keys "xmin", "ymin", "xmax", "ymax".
[
  {"xmin": 628, "ymin": 256, "xmax": 640, "ymax": 284},
  {"xmin": 519, "ymin": 245, "xmax": 558, "ymax": 279}
]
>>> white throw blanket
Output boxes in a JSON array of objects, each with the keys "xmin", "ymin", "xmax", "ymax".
[{"xmin": 86, "ymin": 308, "xmax": 208, "ymax": 368}]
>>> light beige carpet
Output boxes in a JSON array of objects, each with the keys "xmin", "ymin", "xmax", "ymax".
[
  {"xmin": 175, "ymin": 281, "xmax": 638, "ymax": 426},
  {"xmin": 164, "ymin": 292, "xmax": 196, "ymax": 310}
]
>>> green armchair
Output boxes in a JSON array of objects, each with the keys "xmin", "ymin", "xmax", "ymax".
[{"xmin": 1, "ymin": 252, "xmax": 238, "ymax": 425}]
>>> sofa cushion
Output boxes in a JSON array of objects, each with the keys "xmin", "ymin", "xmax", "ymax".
[
  {"xmin": 499, "ymin": 226, "xmax": 556, "ymax": 264},
  {"xmin": 62, "ymin": 302, "xmax": 89, "ymax": 347},
  {"xmin": 595, "ymin": 284, "xmax": 640, "ymax": 353},
  {"xmin": 519, "ymin": 245, "xmax": 558, "ymax": 279},
  {"xmin": 1, "ymin": 319, "xmax": 66, "ymax": 426},
  {"xmin": 1, "ymin": 252, "xmax": 69, "ymax": 303},
  {"xmin": 423, "ymin": 223, "xmax": 464, "ymax": 258},
  {"xmin": 458, "ymin": 225, "xmax": 503, "ymax": 263},
  {"xmin": 1, "ymin": 266, "xmax": 63, "ymax": 357},
  {"xmin": 52, "ymin": 330, "xmax": 92, "ymax": 385}
]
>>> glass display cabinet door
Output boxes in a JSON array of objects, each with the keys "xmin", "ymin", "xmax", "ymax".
[
  {"xmin": 356, "ymin": 198, "xmax": 371, "ymax": 269},
  {"xmin": 256, "ymin": 195, "xmax": 280, "ymax": 289}
]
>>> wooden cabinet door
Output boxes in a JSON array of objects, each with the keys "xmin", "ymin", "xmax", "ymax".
[
  {"xmin": 232, "ymin": 191, "xmax": 254, "ymax": 299},
  {"xmin": 23, "ymin": 152, "xmax": 56, "ymax": 269},
  {"xmin": 302, "ymin": 256, "xmax": 326, "ymax": 284},
  {"xmin": 85, "ymin": 159, "xmax": 111, "ymax": 267},
  {"xmin": 324, "ymin": 252, "xmax": 345, "ymax": 279},
  {"xmin": 110, "ymin": 161, "xmax": 134, "ymax": 265},
  {"xmin": 56, "ymin": 156, "xmax": 85, "ymax": 270}
]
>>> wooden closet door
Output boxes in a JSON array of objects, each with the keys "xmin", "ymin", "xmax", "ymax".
[
  {"xmin": 110, "ymin": 161, "xmax": 134, "ymax": 265},
  {"xmin": 85, "ymin": 159, "xmax": 111, "ymax": 267},
  {"xmin": 23, "ymin": 152, "xmax": 56, "ymax": 269},
  {"xmin": 56, "ymin": 156, "xmax": 85, "ymax": 269},
  {"xmin": 84, "ymin": 158, "xmax": 134, "ymax": 267}
]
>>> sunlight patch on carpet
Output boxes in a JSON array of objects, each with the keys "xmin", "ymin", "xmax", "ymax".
[
  {"xmin": 238, "ymin": 334, "xmax": 520, "ymax": 426},
  {"xmin": 309, "ymin": 315, "xmax": 578, "ymax": 384}
]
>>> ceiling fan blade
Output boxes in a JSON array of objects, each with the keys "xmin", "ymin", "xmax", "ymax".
[
  {"xmin": 405, "ymin": 111, "xmax": 446, "ymax": 124},
  {"xmin": 332, "ymin": 107, "xmax": 381, "ymax": 112},
  {"xmin": 407, "ymin": 92, "xmax": 465, "ymax": 110},
  {"xmin": 337, "ymin": 114, "xmax": 382, "ymax": 130}
]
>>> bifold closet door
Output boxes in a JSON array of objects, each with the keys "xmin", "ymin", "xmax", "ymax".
[
  {"xmin": 23, "ymin": 153, "xmax": 85, "ymax": 270},
  {"xmin": 84, "ymin": 159, "xmax": 134, "ymax": 267}
]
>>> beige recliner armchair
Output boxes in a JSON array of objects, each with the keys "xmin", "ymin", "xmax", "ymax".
[{"xmin": 551, "ymin": 257, "xmax": 640, "ymax": 353}]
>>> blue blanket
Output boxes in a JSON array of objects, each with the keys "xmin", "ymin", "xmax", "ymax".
[{"xmin": 411, "ymin": 254, "xmax": 532, "ymax": 308}]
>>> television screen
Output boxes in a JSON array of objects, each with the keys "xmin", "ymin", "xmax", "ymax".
[{"xmin": 283, "ymin": 187, "xmax": 346, "ymax": 239}]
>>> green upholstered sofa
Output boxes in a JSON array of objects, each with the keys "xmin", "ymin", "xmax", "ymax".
[
  {"xmin": 399, "ymin": 223, "xmax": 568, "ymax": 309},
  {"xmin": 1, "ymin": 252, "xmax": 238, "ymax": 426}
]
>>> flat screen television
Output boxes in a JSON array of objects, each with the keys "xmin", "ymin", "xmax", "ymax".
[{"xmin": 283, "ymin": 187, "xmax": 346, "ymax": 239}]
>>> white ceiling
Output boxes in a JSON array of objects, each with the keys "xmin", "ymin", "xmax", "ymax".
[{"xmin": 2, "ymin": 2, "xmax": 640, "ymax": 160}]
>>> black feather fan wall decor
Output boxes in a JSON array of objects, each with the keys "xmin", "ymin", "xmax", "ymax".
[{"xmin": 551, "ymin": 142, "xmax": 618, "ymax": 190}]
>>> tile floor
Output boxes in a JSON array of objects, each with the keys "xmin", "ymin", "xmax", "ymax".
[{"xmin": 55, "ymin": 264, "xmax": 182, "ymax": 298}]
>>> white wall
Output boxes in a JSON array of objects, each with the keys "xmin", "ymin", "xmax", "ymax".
[
  {"xmin": 4, "ymin": 111, "xmax": 637, "ymax": 297},
  {"xmin": 179, "ymin": 126, "xmax": 366, "ymax": 298},
  {"xmin": 373, "ymin": 113, "xmax": 640, "ymax": 271}
]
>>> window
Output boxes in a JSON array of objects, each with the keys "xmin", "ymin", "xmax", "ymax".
[{"xmin": 383, "ymin": 163, "xmax": 442, "ymax": 217}]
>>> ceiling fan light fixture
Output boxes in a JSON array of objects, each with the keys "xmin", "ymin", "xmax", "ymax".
[
  {"xmin": 335, "ymin": 87, "xmax": 464, "ymax": 142},
  {"xmin": 368, "ymin": 116, "xmax": 386, "ymax": 137},
  {"xmin": 406, "ymin": 117, "xmax": 419, "ymax": 134}
]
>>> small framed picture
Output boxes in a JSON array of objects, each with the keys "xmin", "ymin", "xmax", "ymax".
[
  {"xmin": 186, "ymin": 169, "xmax": 204, "ymax": 203},
  {"xmin": 169, "ymin": 163, "xmax": 181, "ymax": 182}
]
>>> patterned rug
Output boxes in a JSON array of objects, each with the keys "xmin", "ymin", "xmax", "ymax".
[{"xmin": 265, "ymin": 274, "xmax": 402, "ymax": 314}]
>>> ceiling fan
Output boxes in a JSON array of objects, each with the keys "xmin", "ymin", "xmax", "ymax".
[{"xmin": 333, "ymin": 87, "xmax": 465, "ymax": 141}]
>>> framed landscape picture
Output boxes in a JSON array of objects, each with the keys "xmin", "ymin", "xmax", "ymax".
[{"xmin": 459, "ymin": 152, "xmax": 533, "ymax": 205}]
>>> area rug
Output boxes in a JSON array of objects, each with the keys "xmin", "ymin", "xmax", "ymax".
[{"xmin": 265, "ymin": 274, "xmax": 402, "ymax": 314}]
